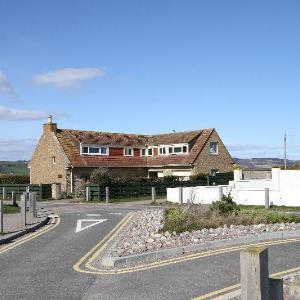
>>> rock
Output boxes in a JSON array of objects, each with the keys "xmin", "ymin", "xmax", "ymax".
[{"xmin": 146, "ymin": 238, "xmax": 154, "ymax": 244}]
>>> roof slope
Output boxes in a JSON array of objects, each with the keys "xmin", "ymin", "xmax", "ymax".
[{"xmin": 56, "ymin": 128, "xmax": 214, "ymax": 168}]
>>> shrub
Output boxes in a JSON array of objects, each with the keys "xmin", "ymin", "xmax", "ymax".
[
  {"xmin": 0, "ymin": 174, "xmax": 30, "ymax": 184},
  {"xmin": 90, "ymin": 168, "xmax": 112, "ymax": 186},
  {"xmin": 210, "ymin": 194, "xmax": 240, "ymax": 215}
]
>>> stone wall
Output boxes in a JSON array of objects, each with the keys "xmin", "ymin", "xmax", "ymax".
[
  {"xmin": 29, "ymin": 127, "xmax": 70, "ymax": 192},
  {"xmin": 192, "ymin": 130, "xmax": 234, "ymax": 175}
]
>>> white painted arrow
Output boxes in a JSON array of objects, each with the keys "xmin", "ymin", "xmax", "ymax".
[{"xmin": 75, "ymin": 219, "xmax": 107, "ymax": 233}]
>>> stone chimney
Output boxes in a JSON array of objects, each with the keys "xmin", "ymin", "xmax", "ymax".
[{"xmin": 43, "ymin": 115, "xmax": 57, "ymax": 134}]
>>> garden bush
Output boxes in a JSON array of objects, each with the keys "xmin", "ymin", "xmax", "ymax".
[{"xmin": 210, "ymin": 194, "xmax": 240, "ymax": 215}]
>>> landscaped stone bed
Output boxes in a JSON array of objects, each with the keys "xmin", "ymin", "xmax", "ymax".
[{"xmin": 109, "ymin": 209, "xmax": 300, "ymax": 258}]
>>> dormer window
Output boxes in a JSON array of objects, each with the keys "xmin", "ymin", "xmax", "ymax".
[
  {"xmin": 81, "ymin": 144, "xmax": 109, "ymax": 156},
  {"xmin": 124, "ymin": 147, "xmax": 133, "ymax": 156},
  {"xmin": 159, "ymin": 144, "xmax": 189, "ymax": 155}
]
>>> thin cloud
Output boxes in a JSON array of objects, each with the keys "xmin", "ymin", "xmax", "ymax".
[
  {"xmin": 0, "ymin": 70, "xmax": 16, "ymax": 98},
  {"xmin": 33, "ymin": 67, "xmax": 106, "ymax": 88},
  {"xmin": 0, "ymin": 138, "xmax": 37, "ymax": 160},
  {"xmin": 0, "ymin": 106, "xmax": 66, "ymax": 121}
]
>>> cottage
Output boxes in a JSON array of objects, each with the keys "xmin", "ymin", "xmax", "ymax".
[{"xmin": 29, "ymin": 116, "xmax": 234, "ymax": 193}]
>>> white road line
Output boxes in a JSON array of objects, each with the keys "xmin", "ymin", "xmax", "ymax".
[
  {"xmin": 75, "ymin": 219, "xmax": 107, "ymax": 233},
  {"xmin": 86, "ymin": 214, "xmax": 101, "ymax": 217},
  {"xmin": 109, "ymin": 213, "xmax": 122, "ymax": 215}
]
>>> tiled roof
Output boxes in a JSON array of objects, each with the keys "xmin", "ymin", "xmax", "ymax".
[{"xmin": 56, "ymin": 128, "xmax": 214, "ymax": 168}]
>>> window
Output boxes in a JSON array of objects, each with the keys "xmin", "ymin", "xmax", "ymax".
[
  {"xmin": 52, "ymin": 156, "xmax": 56, "ymax": 164},
  {"xmin": 210, "ymin": 142, "xmax": 218, "ymax": 154},
  {"xmin": 141, "ymin": 148, "xmax": 153, "ymax": 156},
  {"xmin": 174, "ymin": 146, "xmax": 182, "ymax": 153},
  {"xmin": 159, "ymin": 144, "xmax": 189, "ymax": 155},
  {"xmin": 159, "ymin": 147, "xmax": 167, "ymax": 155},
  {"xmin": 124, "ymin": 147, "xmax": 133, "ymax": 156},
  {"xmin": 100, "ymin": 147, "xmax": 108, "ymax": 155},
  {"xmin": 82, "ymin": 146, "xmax": 89, "ymax": 154},
  {"xmin": 81, "ymin": 144, "xmax": 109, "ymax": 156},
  {"xmin": 89, "ymin": 147, "xmax": 100, "ymax": 154}
]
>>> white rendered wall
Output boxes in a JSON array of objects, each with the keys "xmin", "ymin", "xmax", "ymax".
[{"xmin": 167, "ymin": 168, "xmax": 300, "ymax": 207}]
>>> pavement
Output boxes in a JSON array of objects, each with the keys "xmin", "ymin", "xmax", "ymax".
[{"xmin": 0, "ymin": 201, "xmax": 300, "ymax": 300}]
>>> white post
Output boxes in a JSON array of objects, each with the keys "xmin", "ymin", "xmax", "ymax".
[
  {"xmin": 2, "ymin": 187, "xmax": 6, "ymax": 200},
  {"xmin": 86, "ymin": 187, "xmax": 91, "ymax": 201},
  {"xmin": 178, "ymin": 187, "xmax": 183, "ymax": 204},
  {"xmin": 105, "ymin": 186, "xmax": 109, "ymax": 203},
  {"xmin": 265, "ymin": 188, "xmax": 270, "ymax": 209},
  {"xmin": 20, "ymin": 195, "xmax": 27, "ymax": 226},
  {"xmin": 151, "ymin": 187, "xmax": 156, "ymax": 203},
  {"xmin": 30, "ymin": 192, "xmax": 37, "ymax": 218}
]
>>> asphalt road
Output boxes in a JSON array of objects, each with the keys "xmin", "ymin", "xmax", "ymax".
[{"xmin": 0, "ymin": 203, "xmax": 300, "ymax": 300}]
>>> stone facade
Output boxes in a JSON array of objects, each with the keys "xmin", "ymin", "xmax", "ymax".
[
  {"xmin": 192, "ymin": 130, "xmax": 234, "ymax": 175},
  {"xmin": 29, "ymin": 122, "xmax": 70, "ymax": 192}
]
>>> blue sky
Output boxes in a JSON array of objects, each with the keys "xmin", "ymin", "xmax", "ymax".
[{"xmin": 0, "ymin": 0, "xmax": 300, "ymax": 160}]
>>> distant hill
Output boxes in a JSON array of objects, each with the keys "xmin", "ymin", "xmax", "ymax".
[
  {"xmin": 0, "ymin": 161, "xmax": 29, "ymax": 175},
  {"xmin": 234, "ymin": 158, "xmax": 300, "ymax": 169}
]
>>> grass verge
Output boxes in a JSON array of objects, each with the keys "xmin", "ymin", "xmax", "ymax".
[{"xmin": 3, "ymin": 205, "xmax": 20, "ymax": 214}]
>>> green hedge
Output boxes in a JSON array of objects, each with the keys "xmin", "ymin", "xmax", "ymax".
[{"xmin": 0, "ymin": 174, "xmax": 30, "ymax": 184}]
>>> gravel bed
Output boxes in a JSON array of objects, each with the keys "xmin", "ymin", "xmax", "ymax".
[{"xmin": 109, "ymin": 209, "xmax": 300, "ymax": 258}]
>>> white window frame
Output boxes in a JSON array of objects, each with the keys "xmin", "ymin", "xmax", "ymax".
[
  {"xmin": 210, "ymin": 142, "xmax": 219, "ymax": 155},
  {"xmin": 124, "ymin": 147, "xmax": 134, "ymax": 157},
  {"xmin": 140, "ymin": 147, "xmax": 154, "ymax": 157},
  {"xmin": 80, "ymin": 144, "xmax": 109, "ymax": 156},
  {"xmin": 158, "ymin": 144, "xmax": 189, "ymax": 156},
  {"xmin": 52, "ymin": 156, "xmax": 56, "ymax": 165}
]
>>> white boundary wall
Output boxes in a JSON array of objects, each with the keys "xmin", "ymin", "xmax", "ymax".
[{"xmin": 167, "ymin": 168, "xmax": 300, "ymax": 206}]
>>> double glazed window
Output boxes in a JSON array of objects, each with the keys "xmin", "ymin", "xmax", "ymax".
[
  {"xmin": 159, "ymin": 144, "xmax": 188, "ymax": 155},
  {"xmin": 81, "ymin": 145, "xmax": 109, "ymax": 155},
  {"xmin": 141, "ymin": 148, "xmax": 153, "ymax": 156},
  {"xmin": 124, "ymin": 147, "xmax": 133, "ymax": 156}
]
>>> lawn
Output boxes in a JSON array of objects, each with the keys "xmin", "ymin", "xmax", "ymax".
[
  {"xmin": 3, "ymin": 205, "xmax": 20, "ymax": 214},
  {"xmin": 239, "ymin": 205, "xmax": 300, "ymax": 212}
]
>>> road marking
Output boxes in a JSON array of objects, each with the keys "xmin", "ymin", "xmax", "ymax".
[
  {"xmin": 73, "ymin": 212, "xmax": 134, "ymax": 273},
  {"xmin": 194, "ymin": 266, "xmax": 300, "ymax": 299},
  {"xmin": 0, "ymin": 216, "xmax": 60, "ymax": 255},
  {"xmin": 74, "ymin": 229, "xmax": 300, "ymax": 275},
  {"xmin": 86, "ymin": 214, "xmax": 101, "ymax": 217},
  {"xmin": 109, "ymin": 213, "xmax": 122, "ymax": 215},
  {"xmin": 75, "ymin": 219, "xmax": 107, "ymax": 233}
]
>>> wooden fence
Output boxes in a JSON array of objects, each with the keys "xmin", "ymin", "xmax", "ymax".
[
  {"xmin": 86, "ymin": 172, "xmax": 234, "ymax": 201},
  {"xmin": 0, "ymin": 184, "xmax": 52, "ymax": 200}
]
